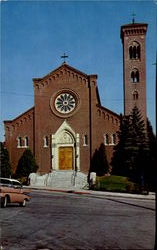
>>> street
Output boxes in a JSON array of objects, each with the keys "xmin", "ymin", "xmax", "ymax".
[{"xmin": 0, "ymin": 190, "xmax": 155, "ymax": 250}]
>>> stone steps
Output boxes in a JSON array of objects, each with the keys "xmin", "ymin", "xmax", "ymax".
[{"xmin": 29, "ymin": 171, "xmax": 88, "ymax": 189}]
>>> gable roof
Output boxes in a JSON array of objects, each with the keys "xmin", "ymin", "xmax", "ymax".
[{"xmin": 33, "ymin": 63, "xmax": 88, "ymax": 82}]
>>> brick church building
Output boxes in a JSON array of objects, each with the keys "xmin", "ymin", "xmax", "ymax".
[{"xmin": 4, "ymin": 21, "xmax": 147, "ymax": 187}]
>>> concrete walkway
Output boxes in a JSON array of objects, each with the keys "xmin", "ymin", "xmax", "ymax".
[{"xmin": 25, "ymin": 185, "xmax": 155, "ymax": 200}]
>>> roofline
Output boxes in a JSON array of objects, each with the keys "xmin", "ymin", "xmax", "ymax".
[
  {"xmin": 33, "ymin": 63, "xmax": 89, "ymax": 82},
  {"xmin": 4, "ymin": 107, "xmax": 34, "ymax": 124},
  {"xmin": 96, "ymin": 104, "xmax": 120, "ymax": 118},
  {"xmin": 120, "ymin": 23, "xmax": 148, "ymax": 39},
  {"xmin": 121, "ymin": 23, "xmax": 148, "ymax": 29}
]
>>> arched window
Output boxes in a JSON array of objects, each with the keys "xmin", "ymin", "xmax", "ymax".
[
  {"xmin": 131, "ymin": 71, "xmax": 134, "ymax": 82},
  {"xmin": 135, "ymin": 70, "xmax": 139, "ymax": 82},
  {"xmin": 43, "ymin": 136, "xmax": 49, "ymax": 147},
  {"xmin": 133, "ymin": 46, "xmax": 136, "ymax": 59},
  {"xmin": 129, "ymin": 41, "xmax": 140, "ymax": 59},
  {"xmin": 133, "ymin": 91, "xmax": 139, "ymax": 100},
  {"xmin": 131, "ymin": 69, "xmax": 139, "ymax": 83},
  {"xmin": 17, "ymin": 137, "xmax": 22, "ymax": 148},
  {"xmin": 104, "ymin": 134, "xmax": 109, "ymax": 145},
  {"xmin": 24, "ymin": 136, "xmax": 28, "ymax": 147}
]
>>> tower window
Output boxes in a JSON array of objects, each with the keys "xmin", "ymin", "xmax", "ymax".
[
  {"xmin": 131, "ymin": 69, "xmax": 139, "ymax": 83},
  {"xmin": 133, "ymin": 91, "xmax": 139, "ymax": 100},
  {"xmin": 129, "ymin": 41, "xmax": 140, "ymax": 59}
]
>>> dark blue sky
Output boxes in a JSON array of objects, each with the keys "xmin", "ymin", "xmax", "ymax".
[{"xmin": 1, "ymin": 0, "xmax": 157, "ymax": 140}]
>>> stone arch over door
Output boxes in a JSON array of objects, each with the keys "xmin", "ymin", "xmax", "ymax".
[{"xmin": 51, "ymin": 121, "xmax": 80, "ymax": 171}]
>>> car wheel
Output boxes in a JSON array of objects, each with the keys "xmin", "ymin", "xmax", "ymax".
[
  {"xmin": 2, "ymin": 196, "xmax": 8, "ymax": 208},
  {"xmin": 19, "ymin": 199, "xmax": 26, "ymax": 207}
]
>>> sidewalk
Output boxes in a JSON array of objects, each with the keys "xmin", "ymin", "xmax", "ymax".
[{"xmin": 25, "ymin": 185, "xmax": 155, "ymax": 200}]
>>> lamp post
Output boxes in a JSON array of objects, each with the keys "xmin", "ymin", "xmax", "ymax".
[{"xmin": 73, "ymin": 154, "xmax": 78, "ymax": 187}]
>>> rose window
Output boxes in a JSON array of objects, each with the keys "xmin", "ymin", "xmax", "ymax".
[{"xmin": 55, "ymin": 93, "xmax": 76, "ymax": 114}]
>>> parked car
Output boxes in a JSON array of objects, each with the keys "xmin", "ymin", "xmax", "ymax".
[{"xmin": 0, "ymin": 178, "xmax": 31, "ymax": 208}]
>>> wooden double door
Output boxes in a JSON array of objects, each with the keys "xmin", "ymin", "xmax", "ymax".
[{"xmin": 59, "ymin": 147, "xmax": 73, "ymax": 170}]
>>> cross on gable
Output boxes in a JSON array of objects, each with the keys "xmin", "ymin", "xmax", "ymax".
[{"xmin": 61, "ymin": 53, "xmax": 68, "ymax": 63}]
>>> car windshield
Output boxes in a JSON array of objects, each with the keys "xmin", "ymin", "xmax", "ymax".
[{"xmin": 0, "ymin": 179, "xmax": 12, "ymax": 186}]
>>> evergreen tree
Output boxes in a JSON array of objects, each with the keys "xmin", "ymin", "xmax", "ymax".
[
  {"xmin": 146, "ymin": 119, "xmax": 157, "ymax": 190},
  {"xmin": 127, "ymin": 106, "xmax": 148, "ymax": 183},
  {"xmin": 111, "ymin": 107, "xmax": 148, "ymax": 184},
  {"xmin": 111, "ymin": 114, "xmax": 132, "ymax": 177},
  {"xmin": 129, "ymin": 106, "xmax": 146, "ymax": 146},
  {"xmin": 0, "ymin": 142, "xmax": 12, "ymax": 177},
  {"xmin": 90, "ymin": 143, "xmax": 109, "ymax": 176},
  {"xmin": 16, "ymin": 149, "xmax": 38, "ymax": 178}
]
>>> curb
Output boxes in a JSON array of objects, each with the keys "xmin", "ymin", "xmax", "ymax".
[{"xmin": 24, "ymin": 186, "xmax": 155, "ymax": 200}]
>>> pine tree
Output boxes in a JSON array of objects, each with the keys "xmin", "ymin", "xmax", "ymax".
[
  {"xmin": 146, "ymin": 119, "xmax": 157, "ymax": 190},
  {"xmin": 111, "ymin": 107, "xmax": 148, "ymax": 184},
  {"xmin": 127, "ymin": 106, "xmax": 148, "ymax": 183},
  {"xmin": 15, "ymin": 149, "xmax": 38, "ymax": 178},
  {"xmin": 0, "ymin": 142, "xmax": 12, "ymax": 177},
  {"xmin": 129, "ymin": 106, "xmax": 146, "ymax": 146},
  {"xmin": 111, "ymin": 114, "xmax": 132, "ymax": 177}
]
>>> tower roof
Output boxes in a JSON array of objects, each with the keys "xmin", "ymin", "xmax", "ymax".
[{"xmin": 120, "ymin": 22, "xmax": 148, "ymax": 40}]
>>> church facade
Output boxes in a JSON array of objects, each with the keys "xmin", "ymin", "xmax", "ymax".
[
  {"xmin": 4, "ymin": 63, "xmax": 120, "ymax": 176},
  {"xmin": 4, "ymin": 21, "xmax": 147, "ymax": 186}
]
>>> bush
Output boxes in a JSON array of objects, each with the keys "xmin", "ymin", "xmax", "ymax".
[
  {"xmin": 0, "ymin": 142, "xmax": 12, "ymax": 178},
  {"xmin": 94, "ymin": 175, "xmax": 142, "ymax": 193},
  {"xmin": 16, "ymin": 149, "xmax": 38, "ymax": 178}
]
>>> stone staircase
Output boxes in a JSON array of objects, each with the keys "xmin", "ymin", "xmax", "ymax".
[{"xmin": 29, "ymin": 171, "xmax": 88, "ymax": 189}]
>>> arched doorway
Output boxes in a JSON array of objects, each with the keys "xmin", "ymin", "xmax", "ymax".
[{"xmin": 51, "ymin": 121, "xmax": 80, "ymax": 171}]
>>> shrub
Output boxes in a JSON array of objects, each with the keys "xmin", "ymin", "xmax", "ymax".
[
  {"xmin": 0, "ymin": 142, "xmax": 12, "ymax": 178},
  {"xmin": 94, "ymin": 175, "xmax": 141, "ymax": 193},
  {"xmin": 16, "ymin": 149, "xmax": 38, "ymax": 178}
]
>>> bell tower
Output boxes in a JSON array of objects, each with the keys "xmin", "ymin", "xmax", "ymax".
[{"xmin": 120, "ymin": 21, "xmax": 148, "ymax": 122}]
